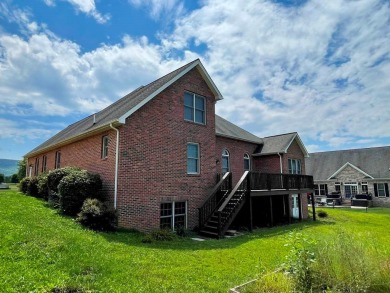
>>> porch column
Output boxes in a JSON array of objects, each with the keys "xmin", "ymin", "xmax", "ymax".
[
  {"xmin": 298, "ymin": 194, "xmax": 302, "ymax": 221},
  {"xmin": 248, "ymin": 196, "xmax": 253, "ymax": 232},
  {"xmin": 287, "ymin": 194, "xmax": 291, "ymax": 224},
  {"xmin": 311, "ymin": 193, "xmax": 316, "ymax": 221}
]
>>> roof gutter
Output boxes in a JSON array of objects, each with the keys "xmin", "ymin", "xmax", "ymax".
[{"xmin": 110, "ymin": 123, "xmax": 120, "ymax": 210}]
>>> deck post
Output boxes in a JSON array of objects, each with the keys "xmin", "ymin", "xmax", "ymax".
[
  {"xmin": 311, "ymin": 193, "xmax": 316, "ymax": 221},
  {"xmin": 269, "ymin": 196, "xmax": 274, "ymax": 227},
  {"xmin": 287, "ymin": 194, "xmax": 291, "ymax": 224},
  {"xmin": 298, "ymin": 193, "xmax": 302, "ymax": 221},
  {"xmin": 247, "ymin": 174, "xmax": 253, "ymax": 232}
]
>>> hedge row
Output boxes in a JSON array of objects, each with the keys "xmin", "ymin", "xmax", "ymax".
[{"xmin": 19, "ymin": 167, "xmax": 117, "ymax": 231}]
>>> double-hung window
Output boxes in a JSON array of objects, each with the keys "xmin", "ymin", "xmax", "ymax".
[
  {"xmin": 315, "ymin": 184, "xmax": 327, "ymax": 196},
  {"xmin": 222, "ymin": 149, "xmax": 230, "ymax": 174},
  {"xmin": 187, "ymin": 143, "xmax": 200, "ymax": 174},
  {"xmin": 101, "ymin": 135, "xmax": 109, "ymax": 159},
  {"xmin": 374, "ymin": 183, "xmax": 389, "ymax": 197},
  {"xmin": 160, "ymin": 202, "xmax": 187, "ymax": 230},
  {"xmin": 34, "ymin": 158, "xmax": 40, "ymax": 176},
  {"xmin": 184, "ymin": 92, "xmax": 206, "ymax": 124},
  {"xmin": 244, "ymin": 153, "xmax": 250, "ymax": 171},
  {"xmin": 55, "ymin": 151, "xmax": 61, "ymax": 169},
  {"xmin": 288, "ymin": 159, "xmax": 301, "ymax": 174},
  {"xmin": 42, "ymin": 155, "xmax": 47, "ymax": 173}
]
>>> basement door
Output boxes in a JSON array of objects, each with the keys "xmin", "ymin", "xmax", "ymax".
[{"xmin": 292, "ymin": 194, "xmax": 299, "ymax": 219}]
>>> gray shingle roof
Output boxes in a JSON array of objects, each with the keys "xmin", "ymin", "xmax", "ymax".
[
  {"xmin": 215, "ymin": 115, "xmax": 263, "ymax": 144},
  {"xmin": 305, "ymin": 146, "xmax": 390, "ymax": 180},
  {"xmin": 26, "ymin": 59, "xmax": 221, "ymax": 157},
  {"xmin": 260, "ymin": 133, "xmax": 297, "ymax": 154}
]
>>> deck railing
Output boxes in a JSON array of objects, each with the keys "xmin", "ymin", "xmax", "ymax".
[
  {"xmin": 198, "ymin": 172, "xmax": 232, "ymax": 229},
  {"xmin": 250, "ymin": 172, "xmax": 314, "ymax": 191}
]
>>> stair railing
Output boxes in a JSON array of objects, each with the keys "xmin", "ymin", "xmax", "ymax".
[
  {"xmin": 217, "ymin": 171, "xmax": 250, "ymax": 238},
  {"xmin": 198, "ymin": 172, "xmax": 232, "ymax": 230}
]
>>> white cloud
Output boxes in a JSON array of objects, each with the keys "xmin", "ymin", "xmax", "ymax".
[
  {"xmin": 164, "ymin": 0, "xmax": 390, "ymax": 151},
  {"xmin": 129, "ymin": 0, "xmax": 185, "ymax": 20},
  {"xmin": 43, "ymin": 0, "xmax": 110, "ymax": 23}
]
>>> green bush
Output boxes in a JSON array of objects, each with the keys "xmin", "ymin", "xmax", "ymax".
[
  {"xmin": 26, "ymin": 177, "xmax": 39, "ymax": 197},
  {"xmin": 37, "ymin": 173, "xmax": 49, "ymax": 200},
  {"xmin": 58, "ymin": 170, "xmax": 103, "ymax": 216},
  {"xmin": 19, "ymin": 177, "xmax": 31, "ymax": 194},
  {"xmin": 317, "ymin": 210, "xmax": 328, "ymax": 218},
  {"xmin": 47, "ymin": 167, "xmax": 80, "ymax": 194},
  {"xmin": 150, "ymin": 229, "xmax": 175, "ymax": 241},
  {"xmin": 77, "ymin": 198, "xmax": 117, "ymax": 231},
  {"xmin": 47, "ymin": 168, "xmax": 80, "ymax": 208}
]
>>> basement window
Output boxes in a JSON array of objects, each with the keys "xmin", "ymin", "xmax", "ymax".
[{"xmin": 160, "ymin": 201, "xmax": 187, "ymax": 230}]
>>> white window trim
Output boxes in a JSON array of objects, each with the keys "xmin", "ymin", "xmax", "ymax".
[
  {"xmin": 187, "ymin": 143, "xmax": 200, "ymax": 175},
  {"xmin": 377, "ymin": 183, "xmax": 387, "ymax": 197},
  {"xmin": 184, "ymin": 92, "xmax": 206, "ymax": 125},
  {"xmin": 101, "ymin": 135, "xmax": 109, "ymax": 159},
  {"xmin": 222, "ymin": 149, "xmax": 230, "ymax": 174},
  {"xmin": 288, "ymin": 158, "xmax": 302, "ymax": 174},
  {"xmin": 244, "ymin": 153, "xmax": 251, "ymax": 171},
  {"xmin": 160, "ymin": 201, "xmax": 187, "ymax": 230}
]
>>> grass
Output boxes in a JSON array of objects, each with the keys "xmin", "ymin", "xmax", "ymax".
[{"xmin": 1, "ymin": 189, "xmax": 390, "ymax": 292}]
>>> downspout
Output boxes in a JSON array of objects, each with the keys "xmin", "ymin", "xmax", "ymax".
[
  {"xmin": 110, "ymin": 123, "xmax": 119, "ymax": 210},
  {"xmin": 277, "ymin": 153, "xmax": 283, "ymax": 173}
]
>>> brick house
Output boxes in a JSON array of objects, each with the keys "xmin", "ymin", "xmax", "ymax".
[
  {"xmin": 305, "ymin": 146, "xmax": 390, "ymax": 207},
  {"xmin": 26, "ymin": 59, "xmax": 313, "ymax": 237}
]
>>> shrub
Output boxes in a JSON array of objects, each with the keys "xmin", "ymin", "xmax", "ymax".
[
  {"xmin": 47, "ymin": 167, "xmax": 81, "ymax": 210},
  {"xmin": 26, "ymin": 177, "xmax": 39, "ymax": 197},
  {"xmin": 47, "ymin": 167, "xmax": 81, "ymax": 194},
  {"xmin": 77, "ymin": 198, "xmax": 117, "ymax": 231},
  {"xmin": 141, "ymin": 234, "xmax": 153, "ymax": 244},
  {"xmin": 19, "ymin": 177, "xmax": 31, "ymax": 194},
  {"xmin": 58, "ymin": 170, "xmax": 103, "ymax": 216},
  {"xmin": 150, "ymin": 229, "xmax": 175, "ymax": 241},
  {"xmin": 317, "ymin": 210, "xmax": 328, "ymax": 218},
  {"xmin": 37, "ymin": 173, "xmax": 49, "ymax": 200}
]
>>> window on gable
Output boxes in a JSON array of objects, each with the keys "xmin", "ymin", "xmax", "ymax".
[
  {"xmin": 184, "ymin": 92, "xmax": 205, "ymax": 124},
  {"xmin": 187, "ymin": 143, "xmax": 200, "ymax": 174},
  {"xmin": 244, "ymin": 153, "xmax": 251, "ymax": 171},
  {"xmin": 222, "ymin": 149, "xmax": 230, "ymax": 174},
  {"xmin": 42, "ymin": 155, "xmax": 47, "ymax": 173},
  {"xmin": 55, "ymin": 151, "xmax": 61, "ymax": 169},
  {"xmin": 160, "ymin": 201, "xmax": 187, "ymax": 230},
  {"xmin": 101, "ymin": 135, "xmax": 109, "ymax": 159},
  {"xmin": 288, "ymin": 159, "xmax": 301, "ymax": 174}
]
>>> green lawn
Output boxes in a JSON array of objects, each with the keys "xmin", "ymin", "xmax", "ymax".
[{"xmin": 1, "ymin": 189, "xmax": 389, "ymax": 292}]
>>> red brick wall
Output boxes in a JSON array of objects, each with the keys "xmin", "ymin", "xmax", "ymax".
[
  {"xmin": 27, "ymin": 130, "xmax": 117, "ymax": 201},
  {"xmin": 252, "ymin": 154, "xmax": 281, "ymax": 174},
  {"xmin": 215, "ymin": 136, "xmax": 258, "ymax": 185},
  {"xmin": 283, "ymin": 139, "xmax": 306, "ymax": 175},
  {"xmin": 117, "ymin": 68, "xmax": 217, "ymax": 232}
]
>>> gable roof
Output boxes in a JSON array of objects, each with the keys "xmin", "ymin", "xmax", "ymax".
[
  {"xmin": 215, "ymin": 115, "xmax": 263, "ymax": 144},
  {"xmin": 327, "ymin": 162, "xmax": 374, "ymax": 180},
  {"xmin": 305, "ymin": 146, "xmax": 390, "ymax": 180},
  {"xmin": 254, "ymin": 132, "xmax": 309, "ymax": 157},
  {"xmin": 26, "ymin": 59, "xmax": 223, "ymax": 157}
]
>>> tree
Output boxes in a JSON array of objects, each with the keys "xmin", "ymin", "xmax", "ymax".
[
  {"xmin": 0, "ymin": 173, "xmax": 4, "ymax": 184},
  {"xmin": 17, "ymin": 159, "xmax": 26, "ymax": 181},
  {"xmin": 11, "ymin": 174, "xmax": 19, "ymax": 183}
]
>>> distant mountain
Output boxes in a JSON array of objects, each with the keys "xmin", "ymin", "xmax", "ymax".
[{"xmin": 0, "ymin": 159, "xmax": 19, "ymax": 176}]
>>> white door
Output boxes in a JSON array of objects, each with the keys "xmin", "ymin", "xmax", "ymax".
[{"xmin": 292, "ymin": 194, "xmax": 299, "ymax": 219}]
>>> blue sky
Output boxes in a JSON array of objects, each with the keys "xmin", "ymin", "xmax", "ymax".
[{"xmin": 0, "ymin": 0, "xmax": 389, "ymax": 160}]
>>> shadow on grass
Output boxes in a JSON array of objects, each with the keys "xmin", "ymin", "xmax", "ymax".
[{"xmin": 99, "ymin": 217, "xmax": 335, "ymax": 251}]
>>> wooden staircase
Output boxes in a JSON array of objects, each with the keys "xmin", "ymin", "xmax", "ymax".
[{"xmin": 199, "ymin": 171, "xmax": 250, "ymax": 239}]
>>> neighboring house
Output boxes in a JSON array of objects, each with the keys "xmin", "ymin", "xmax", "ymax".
[
  {"xmin": 305, "ymin": 146, "xmax": 390, "ymax": 207},
  {"xmin": 25, "ymin": 59, "xmax": 313, "ymax": 237}
]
